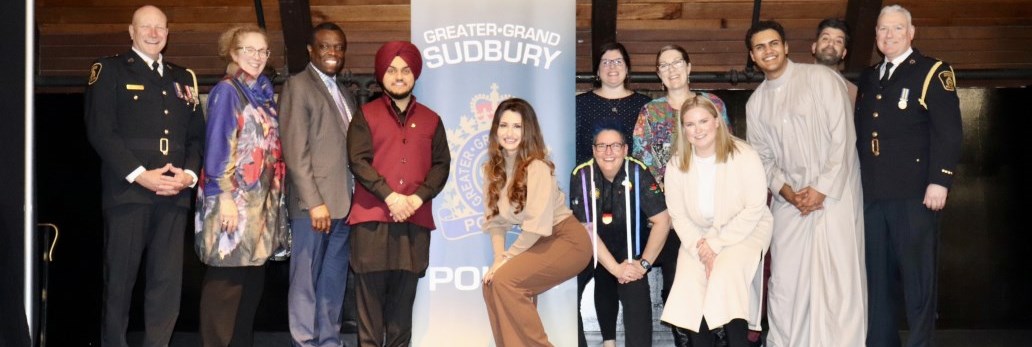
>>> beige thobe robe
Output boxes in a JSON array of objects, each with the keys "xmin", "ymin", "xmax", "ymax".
[{"xmin": 746, "ymin": 61, "xmax": 867, "ymax": 347}]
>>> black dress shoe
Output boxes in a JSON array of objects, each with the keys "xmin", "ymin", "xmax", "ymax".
[
  {"xmin": 341, "ymin": 319, "xmax": 358, "ymax": 334},
  {"xmin": 672, "ymin": 326, "xmax": 693, "ymax": 347}
]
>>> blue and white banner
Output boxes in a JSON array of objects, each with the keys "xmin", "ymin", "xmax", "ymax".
[{"xmin": 411, "ymin": 0, "xmax": 576, "ymax": 345}]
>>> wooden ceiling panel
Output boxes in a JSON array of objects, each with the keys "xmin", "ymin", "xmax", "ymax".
[{"xmin": 33, "ymin": 0, "xmax": 1032, "ymax": 83}]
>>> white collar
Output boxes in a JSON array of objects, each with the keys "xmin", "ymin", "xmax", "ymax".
[
  {"xmin": 884, "ymin": 47, "xmax": 913, "ymax": 69},
  {"xmin": 310, "ymin": 63, "xmax": 338, "ymax": 83},
  {"xmin": 132, "ymin": 47, "xmax": 163, "ymax": 69}
]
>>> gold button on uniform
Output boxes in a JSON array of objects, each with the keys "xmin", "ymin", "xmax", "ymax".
[
  {"xmin": 872, "ymin": 131, "xmax": 879, "ymax": 137},
  {"xmin": 162, "ymin": 91, "xmax": 167, "ymax": 96},
  {"xmin": 164, "ymin": 109, "xmax": 169, "ymax": 115},
  {"xmin": 876, "ymin": 94, "xmax": 882, "ymax": 100},
  {"xmin": 164, "ymin": 129, "xmax": 169, "ymax": 134},
  {"xmin": 873, "ymin": 112, "xmax": 879, "ymax": 118},
  {"xmin": 133, "ymin": 95, "xmax": 138, "ymax": 100}
]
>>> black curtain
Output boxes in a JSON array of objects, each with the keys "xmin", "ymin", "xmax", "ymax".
[{"xmin": 0, "ymin": 0, "xmax": 31, "ymax": 346}]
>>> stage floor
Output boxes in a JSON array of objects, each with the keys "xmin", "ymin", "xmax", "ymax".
[{"xmin": 130, "ymin": 329, "xmax": 1032, "ymax": 346}]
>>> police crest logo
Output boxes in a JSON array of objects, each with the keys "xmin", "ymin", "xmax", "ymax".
[
  {"xmin": 436, "ymin": 83, "xmax": 511, "ymax": 240},
  {"xmin": 88, "ymin": 63, "xmax": 102, "ymax": 85},
  {"xmin": 939, "ymin": 70, "xmax": 956, "ymax": 91}
]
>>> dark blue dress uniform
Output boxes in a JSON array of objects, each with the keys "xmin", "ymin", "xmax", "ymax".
[
  {"xmin": 855, "ymin": 48, "xmax": 962, "ymax": 347},
  {"xmin": 569, "ymin": 157, "xmax": 667, "ymax": 347},
  {"xmin": 84, "ymin": 50, "xmax": 204, "ymax": 347}
]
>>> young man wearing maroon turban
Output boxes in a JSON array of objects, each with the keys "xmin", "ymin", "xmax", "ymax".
[{"xmin": 346, "ymin": 41, "xmax": 451, "ymax": 347}]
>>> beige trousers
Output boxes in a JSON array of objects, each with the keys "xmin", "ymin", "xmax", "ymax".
[{"xmin": 483, "ymin": 216, "xmax": 593, "ymax": 347}]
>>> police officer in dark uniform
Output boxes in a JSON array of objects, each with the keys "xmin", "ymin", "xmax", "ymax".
[
  {"xmin": 84, "ymin": 5, "xmax": 204, "ymax": 347},
  {"xmin": 855, "ymin": 5, "xmax": 962, "ymax": 347},
  {"xmin": 570, "ymin": 123, "xmax": 670, "ymax": 347}
]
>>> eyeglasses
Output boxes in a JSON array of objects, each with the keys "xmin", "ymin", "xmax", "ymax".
[
  {"xmin": 593, "ymin": 143, "xmax": 626, "ymax": 152},
  {"xmin": 599, "ymin": 58, "xmax": 625, "ymax": 68},
  {"xmin": 657, "ymin": 59, "xmax": 687, "ymax": 72},
  {"xmin": 237, "ymin": 47, "xmax": 272, "ymax": 59},
  {"xmin": 317, "ymin": 43, "xmax": 345, "ymax": 53}
]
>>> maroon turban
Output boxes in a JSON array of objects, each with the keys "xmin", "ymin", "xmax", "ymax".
[{"xmin": 374, "ymin": 41, "xmax": 422, "ymax": 83}]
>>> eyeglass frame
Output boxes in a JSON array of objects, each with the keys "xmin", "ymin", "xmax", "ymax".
[
  {"xmin": 236, "ymin": 46, "xmax": 272, "ymax": 59},
  {"xmin": 317, "ymin": 43, "xmax": 345, "ymax": 53},
  {"xmin": 657, "ymin": 59, "xmax": 688, "ymax": 72},
  {"xmin": 599, "ymin": 58, "xmax": 626, "ymax": 68},
  {"xmin": 592, "ymin": 142, "xmax": 627, "ymax": 152}
]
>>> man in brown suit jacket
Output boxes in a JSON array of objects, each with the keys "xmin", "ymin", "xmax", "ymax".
[{"xmin": 279, "ymin": 22, "xmax": 360, "ymax": 347}]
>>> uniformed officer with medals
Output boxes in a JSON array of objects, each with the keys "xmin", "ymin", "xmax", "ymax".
[
  {"xmin": 855, "ymin": 5, "xmax": 963, "ymax": 347},
  {"xmin": 84, "ymin": 5, "xmax": 204, "ymax": 347}
]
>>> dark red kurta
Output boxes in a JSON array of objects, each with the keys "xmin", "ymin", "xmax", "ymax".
[{"xmin": 347, "ymin": 95, "xmax": 450, "ymax": 274}]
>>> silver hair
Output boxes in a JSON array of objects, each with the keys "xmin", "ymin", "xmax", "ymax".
[{"xmin": 879, "ymin": 4, "xmax": 913, "ymax": 28}]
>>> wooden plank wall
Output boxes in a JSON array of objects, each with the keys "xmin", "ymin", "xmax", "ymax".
[{"xmin": 36, "ymin": 0, "xmax": 1032, "ymax": 84}]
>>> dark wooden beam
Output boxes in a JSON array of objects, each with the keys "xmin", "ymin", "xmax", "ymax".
[
  {"xmin": 278, "ymin": 0, "xmax": 313, "ymax": 75},
  {"xmin": 591, "ymin": 0, "xmax": 617, "ymax": 71},
  {"xmin": 844, "ymin": 0, "xmax": 883, "ymax": 73}
]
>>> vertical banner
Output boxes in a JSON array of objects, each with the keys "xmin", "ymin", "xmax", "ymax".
[{"xmin": 411, "ymin": 0, "xmax": 576, "ymax": 345}]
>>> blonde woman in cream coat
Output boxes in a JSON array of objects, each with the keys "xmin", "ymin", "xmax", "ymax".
[{"xmin": 660, "ymin": 95, "xmax": 773, "ymax": 347}]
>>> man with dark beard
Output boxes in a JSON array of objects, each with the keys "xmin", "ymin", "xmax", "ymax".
[
  {"xmin": 346, "ymin": 41, "xmax": 451, "ymax": 347},
  {"xmin": 812, "ymin": 18, "xmax": 857, "ymax": 103}
]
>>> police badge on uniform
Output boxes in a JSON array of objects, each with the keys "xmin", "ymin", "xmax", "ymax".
[
  {"xmin": 939, "ymin": 70, "xmax": 956, "ymax": 91},
  {"xmin": 88, "ymin": 63, "xmax": 102, "ymax": 86}
]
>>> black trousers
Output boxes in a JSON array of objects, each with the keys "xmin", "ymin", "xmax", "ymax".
[
  {"xmin": 354, "ymin": 270, "xmax": 419, "ymax": 347},
  {"xmin": 865, "ymin": 198, "xmax": 940, "ymax": 347},
  {"xmin": 656, "ymin": 231, "xmax": 679, "ymax": 302},
  {"xmin": 576, "ymin": 263, "xmax": 653, "ymax": 347},
  {"xmin": 199, "ymin": 265, "xmax": 266, "ymax": 347},
  {"xmin": 101, "ymin": 203, "xmax": 186, "ymax": 347},
  {"xmin": 676, "ymin": 318, "xmax": 748, "ymax": 347}
]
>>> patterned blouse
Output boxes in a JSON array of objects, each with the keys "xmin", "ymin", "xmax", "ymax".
[
  {"xmin": 195, "ymin": 70, "xmax": 286, "ymax": 266},
  {"xmin": 631, "ymin": 92, "xmax": 730, "ymax": 188}
]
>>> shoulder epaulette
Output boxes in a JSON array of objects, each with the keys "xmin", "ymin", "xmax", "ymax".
[
  {"xmin": 572, "ymin": 159, "xmax": 594, "ymax": 176},
  {"xmin": 626, "ymin": 157, "xmax": 647, "ymax": 170}
]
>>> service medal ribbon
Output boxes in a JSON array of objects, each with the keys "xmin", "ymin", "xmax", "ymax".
[{"xmin": 899, "ymin": 88, "xmax": 910, "ymax": 110}]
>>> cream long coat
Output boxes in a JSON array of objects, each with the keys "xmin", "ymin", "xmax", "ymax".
[{"xmin": 660, "ymin": 139, "xmax": 773, "ymax": 332}]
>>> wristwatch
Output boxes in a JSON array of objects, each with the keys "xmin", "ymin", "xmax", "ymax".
[{"xmin": 639, "ymin": 259, "xmax": 652, "ymax": 271}]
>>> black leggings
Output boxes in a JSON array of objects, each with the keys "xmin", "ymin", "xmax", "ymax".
[{"xmin": 577, "ymin": 263, "xmax": 653, "ymax": 347}]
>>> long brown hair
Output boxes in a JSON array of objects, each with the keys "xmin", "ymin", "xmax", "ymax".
[
  {"xmin": 484, "ymin": 98, "xmax": 554, "ymax": 218},
  {"xmin": 673, "ymin": 95, "xmax": 737, "ymax": 172}
]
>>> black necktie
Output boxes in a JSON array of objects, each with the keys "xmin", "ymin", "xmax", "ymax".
[
  {"xmin": 880, "ymin": 62, "xmax": 893, "ymax": 86},
  {"xmin": 151, "ymin": 61, "xmax": 162, "ymax": 77}
]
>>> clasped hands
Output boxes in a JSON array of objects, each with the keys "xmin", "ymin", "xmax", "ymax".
[
  {"xmin": 387, "ymin": 192, "xmax": 423, "ymax": 222},
  {"xmin": 137, "ymin": 163, "xmax": 194, "ymax": 196},
  {"xmin": 781, "ymin": 185, "xmax": 826, "ymax": 216},
  {"xmin": 614, "ymin": 260, "xmax": 647, "ymax": 284},
  {"xmin": 697, "ymin": 238, "xmax": 717, "ymax": 279}
]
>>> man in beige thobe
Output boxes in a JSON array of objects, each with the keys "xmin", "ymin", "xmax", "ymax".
[{"xmin": 744, "ymin": 21, "xmax": 867, "ymax": 347}]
